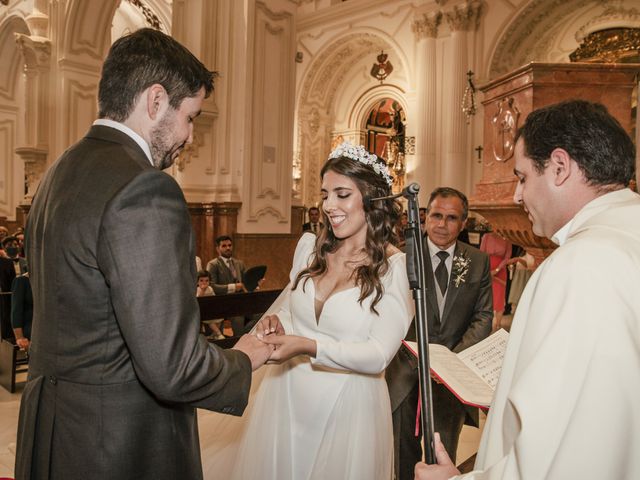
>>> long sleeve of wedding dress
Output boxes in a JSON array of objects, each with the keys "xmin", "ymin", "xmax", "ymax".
[{"xmin": 201, "ymin": 232, "xmax": 412, "ymax": 480}]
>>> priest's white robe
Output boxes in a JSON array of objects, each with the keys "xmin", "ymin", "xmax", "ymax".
[{"xmin": 457, "ymin": 188, "xmax": 640, "ymax": 479}]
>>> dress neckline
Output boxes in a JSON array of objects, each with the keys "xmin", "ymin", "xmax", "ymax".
[{"xmin": 310, "ymin": 252, "xmax": 403, "ymax": 324}]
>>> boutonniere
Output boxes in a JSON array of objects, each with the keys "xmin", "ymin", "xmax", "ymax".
[{"xmin": 451, "ymin": 253, "xmax": 471, "ymax": 287}]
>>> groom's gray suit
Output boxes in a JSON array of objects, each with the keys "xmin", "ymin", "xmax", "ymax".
[
  {"xmin": 386, "ymin": 238, "xmax": 492, "ymax": 479},
  {"xmin": 16, "ymin": 125, "xmax": 252, "ymax": 480}
]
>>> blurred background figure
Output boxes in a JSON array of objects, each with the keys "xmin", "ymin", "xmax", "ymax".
[
  {"xmin": 302, "ymin": 206, "xmax": 323, "ymax": 234},
  {"xmin": 2, "ymin": 236, "xmax": 28, "ymax": 275},
  {"xmin": 506, "ymin": 250, "xmax": 536, "ymax": 315},
  {"xmin": 480, "ymin": 231, "xmax": 511, "ymax": 332},
  {"xmin": 196, "ymin": 270, "xmax": 225, "ymax": 341}
]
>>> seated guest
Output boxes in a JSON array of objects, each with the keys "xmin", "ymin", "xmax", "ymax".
[
  {"xmin": 196, "ymin": 270, "xmax": 225, "ymax": 340},
  {"xmin": 13, "ymin": 229, "xmax": 25, "ymax": 257},
  {"xmin": 302, "ymin": 206, "xmax": 323, "ymax": 234},
  {"xmin": 206, "ymin": 235, "xmax": 247, "ymax": 335},
  {"xmin": 11, "ymin": 273, "xmax": 32, "ymax": 351},
  {"xmin": 2, "ymin": 236, "xmax": 28, "ymax": 275}
]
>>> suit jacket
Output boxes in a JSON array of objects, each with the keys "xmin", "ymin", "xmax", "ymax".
[
  {"xmin": 0, "ymin": 256, "xmax": 16, "ymax": 340},
  {"xmin": 16, "ymin": 125, "xmax": 252, "ymax": 480},
  {"xmin": 387, "ymin": 239, "xmax": 492, "ymax": 412},
  {"xmin": 206, "ymin": 257, "xmax": 246, "ymax": 295},
  {"xmin": 302, "ymin": 221, "xmax": 323, "ymax": 233},
  {"xmin": 10, "ymin": 274, "xmax": 32, "ymax": 338}
]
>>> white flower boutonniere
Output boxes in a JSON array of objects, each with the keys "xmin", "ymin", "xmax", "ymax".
[{"xmin": 451, "ymin": 253, "xmax": 471, "ymax": 288}]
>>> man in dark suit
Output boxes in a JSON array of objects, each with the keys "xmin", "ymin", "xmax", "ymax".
[
  {"xmin": 2, "ymin": 236, "xmax": 28, "ymax": 275},
  {"xmin": 15, "ymin": 28, "xmax": 273, "ymax": 480},
  {"xmin": 386, "ymin": 187, "xmax": 492, "ymax": 480},
  {"xmin": 302, "ymin": 206, "xmax": 323, "ymax": 234},
  {"xmin": 206, "ymin": 235, "xmax": 248, "ymax": 336}
]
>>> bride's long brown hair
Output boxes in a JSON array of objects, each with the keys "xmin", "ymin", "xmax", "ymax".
[{"xmin": 292, "ymin": 154, "xmax": 401, "ymax": 313}]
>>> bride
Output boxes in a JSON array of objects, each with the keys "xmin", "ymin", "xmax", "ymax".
[{"xmin": 201, "ymin": 142, "xmax": 413, "ymax": 479}]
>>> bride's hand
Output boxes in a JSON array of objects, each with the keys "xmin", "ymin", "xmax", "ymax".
[
  {"xmin": 261, "ymin": 335, "xmax": 317, "ymax": 363},
  {"xmin": 255, "ymin": 314, "xmax": 285, "ymax": 339}
]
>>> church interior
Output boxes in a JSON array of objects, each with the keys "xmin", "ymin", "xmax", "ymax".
[{"xmin": 0, "ymin": 0, "xmax": 638, "ymax": 477}]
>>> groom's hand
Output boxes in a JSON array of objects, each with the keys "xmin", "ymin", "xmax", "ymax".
[
  {"xmin": 233, "ymin": 334, "xmax": 274, "ymax": 370},
  {"xmin": 255, "ymin": 314, "xmax": 285, "ymax": 338}
]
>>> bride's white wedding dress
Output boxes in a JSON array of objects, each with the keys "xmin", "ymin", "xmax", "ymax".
[{"xmin": 200, "ymin": 233, "xmax": 412, "ymax": 479}]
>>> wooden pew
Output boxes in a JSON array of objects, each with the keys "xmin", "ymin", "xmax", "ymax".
[{"xmin": 198, "ymin": 289, "xmax": 283, "ymax": 348}]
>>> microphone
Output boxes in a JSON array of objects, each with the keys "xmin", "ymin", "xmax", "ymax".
[{"xmin": 363, "ymin": 183, "xmax": 420, "ymax": 209}]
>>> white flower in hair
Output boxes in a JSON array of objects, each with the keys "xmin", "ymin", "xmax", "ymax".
[{"xmin": 328, "ymin": 141, "xmax": 393, "ymax": 187}]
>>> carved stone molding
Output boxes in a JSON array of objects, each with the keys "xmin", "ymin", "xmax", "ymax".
[
  {"xmin": 24, "ymin": 7, "xmax": 48, "ymax": 37},
  {"xmin": 175, "ymin": 113, "xmax": 214, "ymax": 173},
  {"xmin": 15, "ymin": 33, "xmax": 51, "ymax": 149},
  {"xmin": 15, "ymin": 146, "xmax": 47, "ymax": 204},
  {"xmin": 445, "ymin": 1, "xmax": 482, "ymax": 32},
  {"xmin": 15, "ymin": 33, "xmax": 51, "ymax": 74},
  {"xmin": 489, "ymin": 0, "xmax": 593, "ymax": 76},
  {"xmin": 412, "ymin": 11, "xmax": 442, "ymax": 40},
  {"xmin": 576, "ymin": 1, "xmax": 640, "ymax": 41},
  {"xmin": 570, "ymin": 27, "xmax": 640, "ymax": 62}
]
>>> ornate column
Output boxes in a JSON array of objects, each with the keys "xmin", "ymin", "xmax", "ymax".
[
  {"xmin": 442, "ymin": 1, "xmax": 481, "ymax": 192},
  {"xmin": 411, "ymin": 11, "xmax": 441, "ymax": 199},
  {"xmin": 188, "ymin": 202, "xmax": 241, "ymax": 265},
  {"xmin": 14, "ymin": 31, "xmax": 51, "ymax": 205}
]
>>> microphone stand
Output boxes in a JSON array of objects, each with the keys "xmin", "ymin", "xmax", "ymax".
[
  {"xmin": 403, "ymin": 184, "xmax": 436, "ymax": 465},
  {"xmin": 367, "ymin": 183, "xmax": 435, "ymax": 464}
]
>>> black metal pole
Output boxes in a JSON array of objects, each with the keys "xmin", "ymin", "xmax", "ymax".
[{"xmin": 403, "ymin": 185, "xmax": 436, "ymax": 465}]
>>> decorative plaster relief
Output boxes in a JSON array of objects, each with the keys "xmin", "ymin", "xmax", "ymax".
[
  {"xmin": 175, "ymin": 114, "xmax": 214, "ymax": 173},
  {"xmin": 24, "ymin": 6, "xmax": 47, "ymax": 36},
  {"xmin": 445, "ymin": 1, "xmax": 482, "ymax": 32},
  {"xmin": 15, "ymin": 33, "xmax": 51, "ymax": 72},
  {"xmin": 412, "ymin": 11, "xmax": 442, "ymax": 40},
  {"xmin": 490, "ymin": 0, "xmax": 592, "ymax": 76},
  {"xmin": 491, "ymin": 97, "xmax": 520, "ymax": 163},
  {"xmin": 15, "ymin": 146, "xmax": 46, "ymax": 203},
  {"xmin": 576, "ymin": 1, "xmax": 640, "ymax": 40}
]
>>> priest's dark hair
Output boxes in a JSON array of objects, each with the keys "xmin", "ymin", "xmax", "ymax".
[
  {"xmin": 515, "ymin": 100, "xmax": 635, "ymax": 188},
  {"xmin": 293, "ymin": 153, "xmax": 401, "ymax": 314},
  {"xmin": 98, "ymin": 28, "xmax": 216, "ymax": 122}
]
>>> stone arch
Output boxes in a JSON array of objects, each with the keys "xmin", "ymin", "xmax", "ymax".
[
  {"xmin": 62, "ymin": 0, "xmax": 121, "ymax": 64},
  {"xmin": 487, "ymin": 0, "xmax": 640, "ymax": 78},
  {"xmin": 295, "ymin": 30, "xmax": 410, "ymax": 206},
  {"xmin": 0, "ymin": 15, "xmax": 30, "ymax": 219},
  {"xmin": 0, "ymin": 15, "xmax": 30, "ymax": 103},
  {"xmin": 349, "ymin": 85, "xmax": 409, "ymax": 133}
]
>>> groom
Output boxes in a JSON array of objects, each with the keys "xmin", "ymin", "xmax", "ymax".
[
  {"xmin": 15, "ymin": 28, "xmax": 273, "ymax": 480},
  {"xmin": 386, "ymin": 187, "xmax": 492, "ymax": 480}
]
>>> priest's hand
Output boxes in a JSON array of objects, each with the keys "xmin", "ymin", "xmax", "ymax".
[
  {"xmin": 261, "ymin": 334, "xmax": 317, "ymax": 363},
  {"xmin": 255, "ymin": 314, "xmax": 285, "ymax": 338},
  {"xmin": 414, "ymin": 433, "xmax": 460, "ymax": 480}
]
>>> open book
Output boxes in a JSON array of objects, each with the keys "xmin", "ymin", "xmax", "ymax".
[{"xmin": 404, "ymin": 329, "xmax": 509, "ymax": 409}]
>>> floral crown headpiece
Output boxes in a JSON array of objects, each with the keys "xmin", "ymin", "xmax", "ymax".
[{"xmin": 328, "ymin": 141, "xmax": 393, "ymax": 187}]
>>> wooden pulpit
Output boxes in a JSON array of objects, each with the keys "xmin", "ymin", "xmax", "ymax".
[{"xmin": 471, "ymin": 62, "xmax": 640, "ymax": 262}]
